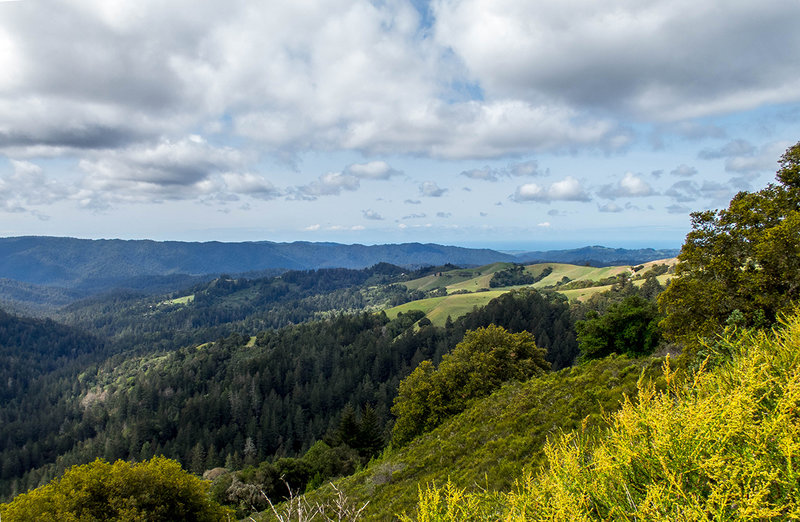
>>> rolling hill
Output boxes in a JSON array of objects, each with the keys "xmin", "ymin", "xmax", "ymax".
[{"xmin": 0, "ymin": 237, "xmax": 678, "ymax": 312}]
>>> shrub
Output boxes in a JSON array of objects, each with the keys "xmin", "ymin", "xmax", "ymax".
[
  {"xmin": 0, "ymin": 456, "xmax": 232, "ymax": 521},
  {"xmin": 406, "ymin": 312, "xmax": 800, "ymax": 520}
]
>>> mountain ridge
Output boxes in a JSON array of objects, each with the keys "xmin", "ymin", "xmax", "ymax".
[{"xmin": 0, "ymin": 236, "xmax": 678, "ymax": 287}]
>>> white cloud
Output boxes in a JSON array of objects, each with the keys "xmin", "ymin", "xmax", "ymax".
[
  {"xmin": 460, "ymin": 159, "xmax": 543, "ymax": 182},
  {"xmin": 419, "ymin": 181, "xmax": 447, "ymax": 197},
  {"xmin": 345, "ymin": 161, "xmax": 402, "ymax": 179},
  {"xmin": 362, "ymin": 209, "xmax": 384, "ymax": 220},
  {"xmin": 76, "ymin": 137, "xmax": 248, "ymax": 207},
  {"xmin": 293, "ymin": 160, "xmax": 401, "ymax": 199},
  {"xmin": 294, "ymin": 172, "xmax": 360, "ymax": 199},
  {"xmin": 512, "ymin": 176, "xmax": 590, "ymax": 203},
  {"xmin": 598, "ymin": 172, "xmax": 655, "ymax": 199},
  {"xmin": 537, "ymin": 221, "xmax": 551, "ymax": 228},
  {"xmin": 0, "ymin": 159, "xmax": 72, "ymax": 214}
]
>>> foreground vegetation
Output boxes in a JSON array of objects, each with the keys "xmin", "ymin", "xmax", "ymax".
[
  {"xmin": 404, "ymin": 312, "xmax": 800, "ymax": 520},
  {"xmin": 0, "ymin": 457, "xmax": 232, "ymax": 521}
]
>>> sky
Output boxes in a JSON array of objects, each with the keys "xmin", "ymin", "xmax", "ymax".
[{"xmin": 0, "ymin": 0, "xmax": 798, "ymax": 250}]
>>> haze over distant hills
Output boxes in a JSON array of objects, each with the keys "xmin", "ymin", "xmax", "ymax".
[{"xmin": 0, "ymin": 236, "xmax": 678, "ymax": 310}]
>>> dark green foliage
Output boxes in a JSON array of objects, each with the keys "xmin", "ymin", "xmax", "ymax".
[
  {"xmin": 576, "ymin": 295, "xmax": 661, "ymax": 359},
  {"xmin": 0, "ymin": 282, "xmax": 579, "ymax": 504},
  {"xmin": 489, "ymin": 265, "xmax": 536, "ymax": 288},
  {"xmin": 456, "ymin": 288, "xmax": 578, "ymax": 370},
  {"xmin": 57, "ymin": 264, "xmax": 420, "ymax": 348},
  {"xmin": 659, "ymin": 141, "xmax": 800, "ymax": 347},
  {"xmin": 391, "ymin": 325, "xmax": 549, "ymax": 446},
  {"xmin": 215, "ymin": 440, "xmax": 362, "ymax": 516},
  {"xmin": 302, "ymin": 355, "xmax": 671, "ymax": 520}
]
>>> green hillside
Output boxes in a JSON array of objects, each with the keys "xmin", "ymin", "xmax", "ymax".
[
  {"xmin": 388, "ymin": 260, "xmax": 676, "ymax": 327},
  {"xmin": 385, "ymin": 290, "xmax": 509, "ymax": 326},
  {"xmin": 402, "ymin": 263, "xmax": 512, "ymax": 292},
  {"xmin": 265, "ymin": 354, "xmax": 670, "ymax": 520}
]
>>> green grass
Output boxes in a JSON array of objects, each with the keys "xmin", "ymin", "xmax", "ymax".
[
  {"xmin": 385, "ymin": 291, "xmax": 509, "ymax": 327},
  {"xmin": 403, "ymin": 263, "xmax": 513, "ymax": 292},
  {"xmin": 160, "ymin": 294, "xmax": 194, "ymax": 306},
  {"xmin": 531, "ymin": 263, "xmax": 629, "ymax": 288},
  {"xmin": 390, "ymin": 261, "xmax": 676, "ymax": 321}
]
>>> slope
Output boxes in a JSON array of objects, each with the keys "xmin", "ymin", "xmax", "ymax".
[{"xmin": 270, "ymin": 354, "xmax": 670, "ymax": 520}]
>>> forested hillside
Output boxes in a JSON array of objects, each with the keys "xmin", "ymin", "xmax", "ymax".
[
  {"xmin": 259, "ymin": 141, "xmax": 800, "ymax": 521},
  {"xmin": 0, "ymin": 285, "xmax": 579, "ymax": 502}
]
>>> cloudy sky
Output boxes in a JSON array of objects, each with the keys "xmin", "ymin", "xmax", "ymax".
[{"xmin": 0, "ymin": 0, "xmax": 798, "ymax": 249}]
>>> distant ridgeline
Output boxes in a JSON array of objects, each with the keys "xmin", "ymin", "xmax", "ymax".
[{"xmin": 0, "ymin": 236, "xmax": 677, "ymax": 308}]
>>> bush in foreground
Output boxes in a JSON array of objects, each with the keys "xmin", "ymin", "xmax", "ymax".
[
  {"xmin": 405, "ymin": 312, "xmax": 800, "ymax": 520},
  {"xmin": 0, "ymin": 456, "xmax": 232, "ymax": 521}
]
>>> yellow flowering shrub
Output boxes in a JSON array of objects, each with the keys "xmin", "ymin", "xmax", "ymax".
[{"xmin": 406, "ymin": 312, "xmax": 800, "ymax": 521}]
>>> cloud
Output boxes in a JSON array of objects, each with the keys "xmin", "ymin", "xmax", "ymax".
[
  {"xmin": 436, "ymin": 212, "xmax": 452, "ymax": 218},
  {"xmin": 667, "ymin": 204, "xmax": 691, "ymax": 214},
  {"xmin": 419, "ymin": 181, "xmax": 447, "ymax": 197},
  {"xmin": 460, "ymin": 159, "xmax": 543, "ymax": 182},
  {"xmin": 304, "ymin": 224, "xmax": 321, "ymax": 231},
  {"xmin": 597, "ymin": 172, "xmax": 654, "ymax": 199},
  {"xmin": 698, "ymin": 139, "xmax": 757, "ymax": 159},
  {"xmin": 537, "ymin": 221, "xmax": 551, "ymax": 228},
  {"xmin": 75, "ymin": 136, "xmax": 254, "ymax": 207},
  {"xmin": 1, "ymin": 0, "xmax": 799, "ymax": 168},
  {"xmin": 328, "ymin": 224, "xmax": 365, "ymax": 231},
  {"xmin": 292, "ymin": 160, "xmax": 402, "ymax": 199},
  {"xmin": 598, "ymin": 202, "xmax": 623, "ymax": 213},
  {"xmin": 402, "ymin": 212, "xmax": 426, "ymax": 219},
  {"xmin": 723, "ymin": 140, "xmax": 792, "ymax": 173},
  {"xmin": 404, "ymin": 199, "xmax": 421, "ymax": 205},
  {"xmin": 221, "ymin": 172, "xmax": 280, "ymax": 200},
  {"xmin": 0, "ymin": 0, "xmax": 631, "ymax": 162},
  {"xmin": 0, "ymin": 159, "xmax": 72, "ymax": 214},
  {"xmin": 294, "ymin": 172, "xmax": 360, "ymax": 199},
  {"xmin": 512, "ymin": 176, "xmax": 590, "ymax": 203},
  {"xmin": 434, "ymin": 1, "xmax": 800, "ymax": 121},
  {"xmin": 461, "ymin": 166, "xmax": 499, "ymax": 181},
  {"xmin": 670, "ymin": 164, "xmax": 698, "ymax": 177},
  {"xmin": 345, "ymin": 161, "xmax": 402, "ymax": 180},
  {"xmin": 362, "ymin": 209, "xmax": 384, "ymax": 220},
  {"xmin": 665, "ymin": 179, "xmax": 733, "ymax": 204}
]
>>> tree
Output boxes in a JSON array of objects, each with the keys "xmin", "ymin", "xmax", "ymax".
[
  {"xmin": 0, "ymin": 457, "xmax": 232, "ymax": 521},
  {"xmin": 576, "ymin": 295, "xmax": 661, "ymax": 360},
  {"xmin": 659, "ymin": 141, "xmax": 800, "ymax": 347},
  {"xmin": 391, "ymin": 325, "xmax": 549, "ymax": 446}
]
